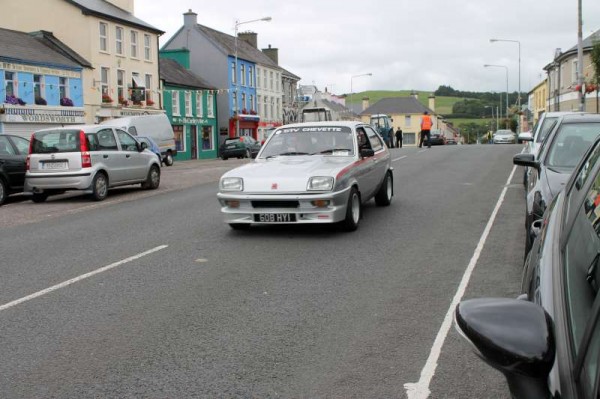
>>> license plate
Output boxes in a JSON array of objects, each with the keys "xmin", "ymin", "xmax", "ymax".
[
  {"xmin": 42, "ymin": 161, "xmax": 67, "ymax": 170},
  {"xmin": 226, "ymin": 144, "xmax": 236, "ymax": 149},
  {"xmin": 254, "ymin": 213, "xmax": 296, "ymax": 223}
]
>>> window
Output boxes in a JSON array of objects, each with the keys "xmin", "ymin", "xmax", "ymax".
[
  {"xmin": 117, "ymin": 70, "xmax": 125, "ymax": 102},
  {"xmin": 264, "ymin": 96, "xmax": 268, "ymax": 119},
  {"xmin": 196, "ymin": 92, "xmax": 203, "ymax": 117},
  {"xmin": 269, "ymin": 71, "xmax": 274, "ymax": 90},
  {"xmin": 144, "ymin": 34, "xmax": 151, "ymax": 61},
  {"xmin": 116, "ymin": 129, "xmax": 139, "ymax": 152},
  {"xmin": 99, "ymin": 22, "xmax": 108, "ymax": 52},
  {"xmin": 171, "ymin": 91, "xmax": 180, "ymax": 116},
  {"xmin": 263, "ymin": 70, "xmax": 267, "ymax": 90},
  {"xmin": 130, "ymin": 30, "xmax": 138, "ymax": 58},
  {"xmin": 100, "ymin": 67, "xmax": 110, "ymax": 97},
  {"xmin": 405, "ymin": 115, "xmax": 412, "ymax": 126},
  {"xmin": 173, "ymin": 125, "xmax": 184, "ymax": 152},
  {"xmin": 232, "ymin": 92, "xmax": 238, "ymax": 112},
  {"xmin": 257, "ymin": 67, "xmax": 261, "ymax": 88},
  {"xmin": 34, "ymin": 75, "xmax": 43, "ymax": 100},
  {"xmin": 115, "ymin": 27, "xmax": 124, "ymax": 55},
  {"xmin": 365, "ymin": 126, "xmax": 384, "ymax": 151},
  {"xmin": 248, "ymin": 66, "xmax": 254, "ymax": 87},
  {"xmin": 276, "ymin": 73, "xmax": 280, "ymax": 91},
  {"xmin": 4, "ymin": 71, "xmax": 15, "ymax": 97},
  {"xmin": 97, "ymin": 129, "xmax": 118, "ymax": 150},
  {"xmin": 185, "ymin": 91, "xmax": 192, "ymax": 116},
  {"xmin": 202, "ymin": 126, "xmax": 213, "ymax": 150},
  {"xmin": 249, "ymin": 94, "xmax": 254, "ymax": 112},
  {"xmin": 145, "ymin": 74, "xmax": 152, "ymax": 103},
  {"xmin": 231, "ymin": 62, "xmax": 237, "ymax": 84},
  {"xmin": 276, "ymin": 98, "xmax": 280, "ymax": 120},
  {"xmin": 59, "ymin": 77, "xmax": 68, "ymax": 100},
  {"xmin": 241, "ymin": 92, "xmax": 246, "ymax": 111},
  {"xmin": 207, "ymin": 93, "xmax": 214, "ymax": 117},
  {"xmin": 241, "ymin": 64, "xmax": 246, "ymax": 86},
  {"xmin": 572, "ymin": 59, "xmax": 579, "ymax": 85},
  {"xmin": 270, "ymin": 97, "xmax": 274, "ymax": 119},
  {"xmin": 257, "ymin": 95, "xmax": 262, "ymax": 115}
]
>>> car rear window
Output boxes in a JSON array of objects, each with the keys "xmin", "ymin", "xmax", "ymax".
[
  {"xmin": 224, "ymin": 138, "xmax": 242, "ymax": 145},
  {"xmin": 31, "ymin": 129, "xmax": 82, "ymax": 154}
]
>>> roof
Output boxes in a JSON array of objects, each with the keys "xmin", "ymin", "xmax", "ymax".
[
  {"xmin": 195, "ymin": 24, "xmax": 280, "ymax": 69},
  {"xmin": 159, "ymin": 58, "xmax": 216, "ymax": 90},
  {"xmin": 65, "ymin": 0, "xmax": 163, "ymax": 34},
  {"xmin": 0, "ymin": 28, "xmax": 89, "ymax": 69},
  {"xmin": 361, "ymin": 97, "xmax": 433, "ymax": 116},
  {"xmin": 281, "ymin": 67, "xmax": 301, "ymax": 81},
  {"xmin": 545, "ymin": 28, "xmax": 600, "ymax": 68}
]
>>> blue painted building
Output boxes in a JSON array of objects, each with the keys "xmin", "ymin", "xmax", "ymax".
[{"xmin": 0, "ymin": 28, "xmax": 91, "ymax": 136}]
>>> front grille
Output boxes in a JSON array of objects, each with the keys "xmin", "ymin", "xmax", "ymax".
[{"xmin": 251, "ymin": 200, "xmax": 300, "ymax": 208}]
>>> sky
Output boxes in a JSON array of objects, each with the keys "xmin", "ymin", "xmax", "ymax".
[{"xmin": 135, "ymin": 0, "xmax": 600, "ymax": 96}]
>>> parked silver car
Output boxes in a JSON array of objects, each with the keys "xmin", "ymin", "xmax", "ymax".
[
  {"xmin": 25, "ymin": 125, "xmax": 161, "ymax": 202},
  {"xmin": 217, "ymin": 121, "xmax": 393, "ymax": 231},
  {"xmin": 492, "ymin": 129, "xmax": 516, "ymax": 144}
]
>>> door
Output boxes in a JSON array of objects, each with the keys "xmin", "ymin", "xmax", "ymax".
[
  {"xmin": 190, "ymin": 125, "xmax": 197, "ymax": 160},
  {"xmin": 115, "ymin": 129, "xmax": 148, "ymax": 181},
  {"xmin": 0, "ymin": 135, "xmax": 27, "ymax": 190},
  {"xmin": 364, "ymin": 125, "xmax": 388, "ymax": 196}
]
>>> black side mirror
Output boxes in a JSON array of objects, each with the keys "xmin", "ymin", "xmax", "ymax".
[
  {"xmin": 455, "ymin": 298, "xmax": 555, "ymax": 399},
  {"xmin": 360, "ymin": 148, "xmax": 375, "ymax": 158},
  {"xmin": 139, "ymin": 142, "xmax": 148, "ymax": 152},
  {"xmin": 530, "ymin": 219, "xmax": 543, "ymax": 239},
  {"xmin": 513, "ymin": 153, "xmax": 539, "ymax": 170}
]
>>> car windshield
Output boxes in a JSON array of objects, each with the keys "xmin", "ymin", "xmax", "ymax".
[
  {"xmin": 31, "ymin": 129, "xmax": 82, "ymax": 153},
  {"xmin": 537, "ymin": 117, "xmax": 559, "ymax": 143},
  {"xmin": 260, "ymin": 126, "xmax": 355, "ymax": 157},
  {"xmin": 495, "ymin": 130, "xmax": 513, "ymax": 135},
  {"xmin": 546, "ymin": 122, "xmax": 600, "ymax": 170}
]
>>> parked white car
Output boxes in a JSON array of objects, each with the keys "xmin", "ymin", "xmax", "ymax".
[
  {"xmin": 217, "ymin": 121, "xmax": 393, "ymax": 231},
  {"xmin": 492, "ymin": 129, "xmax": 516, "ymax": 144}
]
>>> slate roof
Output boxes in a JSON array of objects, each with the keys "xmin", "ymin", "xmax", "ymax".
[
  {"xmin": 195, "ymin": 24, "xmax": 280, "ymax": 69},
  {"xmin": 0, "ymin": 27, "xmax": 90, "ymax": 69},
  {"xmin": 281, "ymin": 67, "xmax": 301, "ymax": 80},
  {"xmin": 159, "ymin": 58, "xmax": 216, "ymax": 90},
  {"xmin": 360, "ymin": 97, "xmax": 433, "ymax": 116},
  {"xmin": 65, "ymin": 0, "xmax": 163, "ymax": 34}
]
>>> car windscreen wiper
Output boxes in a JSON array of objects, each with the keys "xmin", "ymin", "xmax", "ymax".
[
  {"xmin": 317, "ymin": 148, "xmax": 353, "ymax": 154},
  {"xmin": 277, "ymin": 152, "xmax": 310, "ymax": 156}
]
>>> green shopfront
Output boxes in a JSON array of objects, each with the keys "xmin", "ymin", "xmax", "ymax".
[{"xmin": 171, "ymin": 115, "xmax": 218, "ymax": 160}]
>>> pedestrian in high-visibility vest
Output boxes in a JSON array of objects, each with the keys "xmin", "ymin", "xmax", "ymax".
[{"xmin": 419, "ymin": 111, "xmax": 433, "ymax": 148}]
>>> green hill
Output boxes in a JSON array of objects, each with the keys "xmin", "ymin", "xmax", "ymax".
[{"xmin": 346, "ymin": 90, "xmax": 468, "ymax": 115}]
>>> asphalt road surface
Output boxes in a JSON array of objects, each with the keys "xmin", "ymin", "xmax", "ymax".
[{"xmin": 0, "ymin": 144, "xmax": 525, "ymax": 398}]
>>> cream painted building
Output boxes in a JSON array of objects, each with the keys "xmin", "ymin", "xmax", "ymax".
[
  {"xmin": 1, "ymin": 0, "xmax": 164, "ymax": 124},
  {"xmin": 528, "ymin": 78, "xmax": 548, "ymax": 126}
]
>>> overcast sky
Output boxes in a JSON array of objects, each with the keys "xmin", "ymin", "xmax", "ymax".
[{"xmin": 135, "ymin": 0, "xmax": 600, "ymax": 96}]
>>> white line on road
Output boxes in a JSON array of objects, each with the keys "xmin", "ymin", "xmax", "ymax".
[
  {"xmin": 403, "ymin": 165, "xmax": 517, "ymax": 399},
  {"xmin": 392, "ymin": 155, "xmax": 407, "ymax": 162},
  {"xmin": 0, "ymin": 245, "xmax": 168, "ymax": 312},
  {"xmin": 417, "ymin": 149, "xmax": 427, "ymax": 154}
]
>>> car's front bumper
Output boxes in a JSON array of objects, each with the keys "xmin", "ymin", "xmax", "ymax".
[
  {"xmin": 493, "ymin": 138, "xmax": 516, "ymax": 144},
  {"xmin": 217, "ymin": 186, "xmax": 352, "ymax": 225}
]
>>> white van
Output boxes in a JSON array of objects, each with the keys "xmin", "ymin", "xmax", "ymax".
[{"xmin": 101, "ymin": 114, "xmax": 177, "ymax": 166}]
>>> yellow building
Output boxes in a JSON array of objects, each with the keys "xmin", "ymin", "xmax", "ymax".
[
  {"xmin": 1, "ymin": 0, "xmax": 164, "ymax": 124},
  {"xmin": 528, "ymin": 78, "xmax": 548, "ymax": 127}
]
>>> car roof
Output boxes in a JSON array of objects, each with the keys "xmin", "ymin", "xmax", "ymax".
[
  {"xmin": 277, "ymin": 121, "xmax": 365, "ymax": 129},
  {"xmin": 33, "ymin": 124, "xmax": 113, "ymax": 134},
  {"xmin": 558, "ymin": 113, "xmax": 600, "ymax": 123}
]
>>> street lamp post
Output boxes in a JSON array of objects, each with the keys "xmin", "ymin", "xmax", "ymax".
[
  {"xmin": 234, "ymin": 16, "xmax": 271, "ymax": 136},
  {"xmin": 490, "ymin": 38, "xmax": 521, "ymax": 130},
  {"xmin": 484, "ymin": 64, "xmax": 509, "ymax": 119},
  {"xmin": 349, "ymin": 73, "xmax": 372, "ymax": 115}
]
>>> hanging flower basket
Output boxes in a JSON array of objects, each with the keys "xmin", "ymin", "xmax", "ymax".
[
  {"xmin": 5, "ymin": 95, "xmax": 26, "ymax": 105},
  {"xmin": 146, "ymin": 99, "xmax": 155, "ymax": 106},
  {"xmin": 102, "ymin": 94, "xmax": 113, "ymax": 103},
  {"xmin": 60, "ymin": 97, "xmax": 73, "ymax": 106},
  {"xmin": 35, "ymin": 96, "xmax": 47, "ymax": 105}
]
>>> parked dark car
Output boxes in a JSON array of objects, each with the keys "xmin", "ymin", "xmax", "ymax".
[
  {"xmin": 428, "ymin": 129, "xmax": 446, "ymax": 145},
  {"xmin": 0, "ymin": 134, "xmax": 30, "ymax": 205},
  {"xmin": 513, "ymin": 113, "xmax": 600, "ymax": 254},
  {"xmin": 455, "ymin": 135, "xmax": 600, "ymax": 399},
  {"xmin": 220, "ymin": 136, "xmax": 261, "ymax": 160}
]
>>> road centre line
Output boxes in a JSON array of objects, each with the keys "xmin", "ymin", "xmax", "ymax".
[
  {"xmin": 403, "ymin": 165, "xmax": 517, "ymax": 399},
  {"xmin": 392, "ymin": 155, "xmax": 407, "ymax": 162},
  {"xmin": 0, "ymin": 245, "xmax": 168, "ymax": 313}
]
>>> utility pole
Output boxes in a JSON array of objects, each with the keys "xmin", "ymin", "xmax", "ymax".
[{"xmin": 577, "ymin": 0, "xmax": 585, "ymax": 111}]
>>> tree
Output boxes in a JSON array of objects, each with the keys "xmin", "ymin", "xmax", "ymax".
[{"xmin": 591, "ymin": 39, "xmax": 600, "ymax": 86}]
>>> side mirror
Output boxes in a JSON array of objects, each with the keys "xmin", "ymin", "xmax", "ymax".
[
  {"xmin": 360, "ymin": 148, "xmax": 375, "ymax": 158},
  {"xmin": 530, "ymin": 219, "xmax": 543, "ymax": 239},
  {"xmin": 455, "ymin": 298, "xmax": 555, "ymax": 399},
  {"xmin": 139, "ymin": 141, "xmax": 148, "ymax": 152},
  {"xmin": 513, "ymin": 153, "xmax": 539, "ymax": 170},
  {"xmin": 519, "ymin": 132, "xmax": 534, "ymax": 142}
]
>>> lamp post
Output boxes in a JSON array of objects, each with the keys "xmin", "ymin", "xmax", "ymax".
[
  {"xmin": 490, "ymin": 38, "xmax": 521, "ymax": 131},
  {"xmin": 350, "ymin": 73, "xmax": 372, "ymax": 115},
  {"xmin": 234, "ymin": 16, "xmax": 271, "ymax": 136},
  {"xmin": 484, "ymin": 64, "xmax": 509, "ymax": 119}
]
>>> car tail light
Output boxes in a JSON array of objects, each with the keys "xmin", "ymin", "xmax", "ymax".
[
  {"xmin": 28, "ymin": 134, "xmax": 34, "ymax": 154},
  {"xmin": 26, "ymin": 155, "xmax": 30, "ymax": 171},
  {"xmin": 80, "ymin": 130, "xmax": 92, "ymax": 168}
]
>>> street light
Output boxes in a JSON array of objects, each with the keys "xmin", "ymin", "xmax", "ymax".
[
  {"xmin": 490, "ymin": 38, "xmax": 521, "ymax": 130},
  {"xmin": 484, "ymin": 64, "xmax": 509, "ymax": 119},
  {"xmin": 234, "ymin": 16, "xmax": 272, "ymax": 136},
  {"xmin": 349, "ymin": 73, "xmax": 372, "ymax": 115}
]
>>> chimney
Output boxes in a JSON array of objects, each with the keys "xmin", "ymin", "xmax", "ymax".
[
  {"xmin": 106, "ymin": 0, "xmax": 133, "ymax": 13},
  {"xmin": 262, "ymin": 44, "xmax": 279, "ymax": 65},
  {"xmin": 184, "ymin": 9, "xmax": 197, "ymax": 27},
  {"xmin": 362, "ymin": 97, "xmax": 370, "ymax": 111},
  {"xmin": 238, "ymin": 31, "xmax": 258, "ymax": 48},
  {"xmin": 428, "ymin": 94, "xmax": 435, "ymax": 112}
]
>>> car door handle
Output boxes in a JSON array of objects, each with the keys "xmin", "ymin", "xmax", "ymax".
[
  {"xmin": 126, "ymin": 154, "xmax": 131, "ymax": 158},
  {"xmin": 103, "ymin": 155, "xmax": 109, "ymax": 158}
]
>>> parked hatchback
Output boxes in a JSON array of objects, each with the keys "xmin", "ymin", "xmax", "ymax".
[
  {"xmin": 220, "ymin": 136, "xmax": 261, "ymax": 160},
  {"xmin": 25, "ymin": 125, "xmax": 161, "ymax": 202},
  {"xmin": 0, "ymin": 134, "xmax": 30, "ymax": 205}
]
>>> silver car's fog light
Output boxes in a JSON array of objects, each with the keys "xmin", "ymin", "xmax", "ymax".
[
  {"xmin": 311, "ymin": 199, "xmax": 330, "ymax": 208},
  {"xmin": 307, "ymin": 176, "xmax": 334, "ymax": 191},
  {"xmin": 220, "ymin": 177, "xmax": 243, "ymax": 191},
  {"xmin": 225, "ymin": 200, "xmax": 240, "ymax": 208}
]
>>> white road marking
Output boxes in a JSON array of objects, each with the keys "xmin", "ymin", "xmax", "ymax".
[
  {"xmin": 0, "ymin": 245, "xmax": 168, "ymax": 312},
  {"xmin": 403, "ymin": 165, "xmax": 517, "ymax": 399},
  {"xmin": 392, "ymin": 156, "xmax": 407, "ymax": 162},
  {"xmin": 417, "ymin": 149, "xmax": 427, "ymax": 154}
]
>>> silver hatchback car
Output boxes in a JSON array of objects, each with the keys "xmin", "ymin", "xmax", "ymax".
[{"xmin": 25, "ymin": 125, "xmax": 161, "ymax": 202}]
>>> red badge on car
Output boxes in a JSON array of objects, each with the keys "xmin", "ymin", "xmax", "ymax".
[{"xmin": 271, "ymin": 183, "xmax": 278, "ymax": 190}]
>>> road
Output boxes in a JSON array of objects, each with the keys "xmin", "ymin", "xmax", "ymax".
[{"xmin": 0, "ymin": 144, "xmax": 524, "ymax": 398}]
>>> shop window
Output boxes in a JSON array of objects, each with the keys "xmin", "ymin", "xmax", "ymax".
[
  {"xmin": 202, "ymin": 125, "xmax": 213, "ymax": 150},
  {"xmin": 173, "ymin": 125, "xmax": 184, "ymax": 152}
]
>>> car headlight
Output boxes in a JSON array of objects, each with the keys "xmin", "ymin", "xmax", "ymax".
[
  {"xmin": 307, "ymin": 176, "xmax": 334, "ymax": 191},
  {"xmin": 220, "ymin": 177, "xmax": 243, "ymax": 191}
]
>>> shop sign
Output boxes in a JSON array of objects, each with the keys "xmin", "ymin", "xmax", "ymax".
[
  {"xmin": 1, "ymin": 62, "xmax": 80, "ymax": 78},
  {"xmin": 172, "ymin": 116, "xmax": 210, "ymax": 124},
  {"xmin": 0, "ymin": 105, "xmax": 85, "ymax": 124}
]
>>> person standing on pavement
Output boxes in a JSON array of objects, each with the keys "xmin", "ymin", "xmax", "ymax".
[
  {"xmin": 419, "ymin": 111, "xmax": 433, "ymax": 148},
  {"xmin": 395, "ymin": 127, "xmax": 403, "ymax": 148}
]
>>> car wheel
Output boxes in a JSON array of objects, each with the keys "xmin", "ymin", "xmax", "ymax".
[
  {"xmin": 91, "ymin": 172, "xmax": 108, "ymax": 201},
  {"xmin": 164, "ymin": 153, "xmax": 174, "ymax": 167},
  {"xmin": 142, "ymin": 165, "xmax": 161, "ymax": 190},
  {"xmin": 229, "ymin": 223, "xmax": 251, "ymax": 230},
  {"xmin": 0, "ymin": 178, "xmax": 6, "ymax": 206},
  {"xmin": 374, "ymin": 171, "xmax": 393, "ymax": 206},
  {"xmin": 31, "ymin": 193, "xmax": 48, "ymax": 203},
  {"xmin": 341, "ymin": 187, "xmax": 361, "ymax": 232}
]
